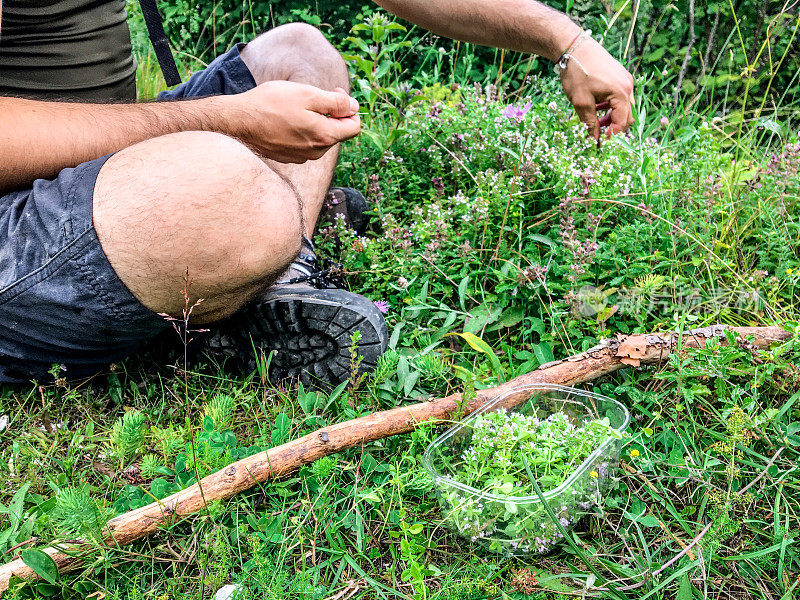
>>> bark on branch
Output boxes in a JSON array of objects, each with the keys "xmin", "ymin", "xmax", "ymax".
[{"xmin": 0, "ymin": 325, "xmax": 790, "ymax": 592}]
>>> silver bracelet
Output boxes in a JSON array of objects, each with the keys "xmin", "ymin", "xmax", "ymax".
[{"xmin": 554, "ymin": 29, "xmax": 592, "ymax": 77}]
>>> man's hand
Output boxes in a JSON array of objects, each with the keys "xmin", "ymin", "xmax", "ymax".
[
  {"xmin": 0, "ymin": 82, "xmax": 362, "ymax": 192},
  {"xmin": 374, "ymin": 0, "xmax": 635, "ymax": 140},
  {"xmin": 558, "ymin": 39, "xmax": 635, "ymax": 141},
  {"xmin": 228, "ymin": 81, "xmax": 361, "ymax": 163}
]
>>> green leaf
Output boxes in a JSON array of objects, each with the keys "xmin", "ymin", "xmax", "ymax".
[
  {"xmin": 457, "ymin": 331, "xmax": 494, "ymax": 357},
  {"xmin": 34, "ymin": 583, "xmax": 62, "ymax": 596},
  {"xmin": 499, "ymin": 306, "xmax": 525, "ymax": 328},
  {"xmin": 643, "ymin": 46, "xmax": 667, "ymax": 62},
  {"xmin": 0, "ymin": 482, "xmax": 30, "ymax": 535},
  {"xmin": 21, "ymin": 549, "xmax": 59, "ymax": 585},
  {"xmin": 388, "ymin": 321, "xmax": 405, "ymax": 350},
  {"xmin": 532, "ymin": 342, "xmax": 554, "ymax": 365},
  {"xmin": 361, "ymin": 128, "xmax": 388, "ymax": 153},
  {"xmin": 528, "ymin": 317, "xmax": 546, "ymax": 336},
  {"xmin": 399, "ymin": 537, "xmax": 410, "ymax": 555},
  {"xmin": 326, "ymin": 380, "xmax": 349, "ymax": 409},
  {"xmin": 418, "ymin": 279, "xmax": 429, "ymax": 305},
  {"xmin": 431, "ymin": 312, "xmax": 459, "ymax": 344},
  {"xmin": 464, "ymin": 303, "xmax": 502, "ymax": 334},
  {"xmin": 403, "ymin": 370, "xmax": 420, "ymax": 397},
  {"xmin": 529, "ymin": 233, "xmax": 557, "ymax": 249},
  {"xmin": 498, "ymin": 480, "xmax": 514, "ymax": 494},
  {"xmin": 397, "ymin": 354, "xmax": 409, "ymax": 383},
  {"xmin": 637, "ymin": 515, "xmax": 661, "ymax": 528},
  {"xmin": 451, "ymin": 332, "xmax": 505, "ymax": 383},
  {"xmin": 361, "ymin": 453, "xmax": 378, "ymax": 476},
  {"xmin": 360, "ymin": 491, "xmax": 382, "ymax": 503},
  {"xmin": 150, "ymin": 477, "xmax": 174, "ymax": 500},
  {"xmin": 458, "ymin": 276, "xmax": 470, "ymax": 312},
  {"xmin": 529, "ymin": 567, "xmax": 578, "ymax": 593},
  {"xmin": 271, "ymin": 413, "xmax": 291, "ymax": 446},
  {"xmin": 677, "ymin": 573, "xmax": 695, "ymax": 599}
]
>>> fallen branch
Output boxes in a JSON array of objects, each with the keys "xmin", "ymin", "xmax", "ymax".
[{"xmin": 0, "ymin": 325, "xmax": 789, "ymax": 591}]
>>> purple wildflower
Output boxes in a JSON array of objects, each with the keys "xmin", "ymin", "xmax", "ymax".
[
  {"xmin": 373, "ymin": 299, "xmax": 389, "ymax": 314},
  {"xmin": 501, "ymin": 102, "xmax": 533, "ymax": 121},
  {"xmin": 367, "ymin": 173, "xmax": 384, "ymax": 204},
  {"xmin": 431, "ymin": 176, "xmax": 445, "ymax": 196}
]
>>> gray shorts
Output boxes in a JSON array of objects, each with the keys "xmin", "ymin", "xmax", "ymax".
[{"xmin": 0, "ymin": 45, "xmax": 257, "ymax": 382}]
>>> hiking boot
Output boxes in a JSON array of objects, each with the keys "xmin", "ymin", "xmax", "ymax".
[
  {"xmin": 320, "ymin": 187, "xmax": 370, "ymax": 237},
  {"xmin": 200, "ymin": 191, "xmax": 387, "ymax": 387}
]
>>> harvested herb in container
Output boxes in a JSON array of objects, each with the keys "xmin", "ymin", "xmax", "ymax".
[{"xmin": 423, "ymin": 384, "xmax": 629, "ymax": 555}]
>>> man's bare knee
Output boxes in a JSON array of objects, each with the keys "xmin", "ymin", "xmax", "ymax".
[
  {"xmin": 241, "ymin": 23, "xmax": 350, "ymax": 90},
  {"xmin": 93, "ymin": 131, "xmax": 303, "ymax": 319}
]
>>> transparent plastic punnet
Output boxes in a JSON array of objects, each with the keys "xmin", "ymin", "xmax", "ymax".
[{"xmin": 423, "ymin": 384, "xmax": 629, "ymax": 555}]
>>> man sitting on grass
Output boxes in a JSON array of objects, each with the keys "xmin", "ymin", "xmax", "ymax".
[{"xmin": 0, "ymin": 0, "xmax": 633, "ymax": 385}]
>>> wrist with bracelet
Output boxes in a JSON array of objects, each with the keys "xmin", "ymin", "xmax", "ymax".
[{"xmin": 554, "ymin": 29, "xmax": 592, "ymax": 77}]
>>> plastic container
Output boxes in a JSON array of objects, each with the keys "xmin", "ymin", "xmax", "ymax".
[{"xmin": 422, "ymin": 384, "xmax": 629, "ymax": 555}]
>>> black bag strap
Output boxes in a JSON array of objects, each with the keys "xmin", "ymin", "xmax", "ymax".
[{"xmin": 137, "ymin": 0, "xmax": 182, "ymax": 87}]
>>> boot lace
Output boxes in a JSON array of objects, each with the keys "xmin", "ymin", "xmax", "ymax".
[{"xmin": 276, "ymin": 242, "xmax": 347, "ymax": 290}]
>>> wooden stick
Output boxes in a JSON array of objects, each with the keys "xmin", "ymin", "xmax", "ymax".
[{"xmin": 0, "ymin": 325, "xmax": 789, "ymax": 591}]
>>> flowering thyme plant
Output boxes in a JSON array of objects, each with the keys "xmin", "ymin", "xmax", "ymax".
[
  {"xmin": 454, "ymin": 409, "xmax": 619, "ymax": 493},
  {"xmin": 425, "ymin": 390, "xmax": 629, "ymax": 556}
]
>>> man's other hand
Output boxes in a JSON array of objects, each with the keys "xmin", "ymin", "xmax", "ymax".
[
  {"xmin": 559, "ymin": 38, "xmax": 634, "ymax": 141},
  {"xmin": 229, "ymin": 81, "xmax": 361, "ymax": 162}
]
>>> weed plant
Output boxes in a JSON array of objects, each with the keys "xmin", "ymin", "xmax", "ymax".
[
  {"xmin": 430, "ymin": 409, "xmax": 624, "ymax": 555},
  {"xmin": 451, "ymin": 410, "xmax": 619, "ymax": 493}
]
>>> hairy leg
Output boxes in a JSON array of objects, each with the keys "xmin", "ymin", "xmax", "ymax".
[
  {"xmin": 93, "ymin": 131, "xmax": 303, "ymax": 323},
  {"xmin": 95, "ymin": 26, "xmax": 348, "ymax": 326},
  {"xmin": 240, "ymin": 23, "xmax": 352, "ymax": 237}
]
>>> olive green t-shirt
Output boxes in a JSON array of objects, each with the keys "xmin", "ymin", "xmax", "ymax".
[{"xmin": 0, "ymin": 0, "xmax": 137, "ymax": 101}]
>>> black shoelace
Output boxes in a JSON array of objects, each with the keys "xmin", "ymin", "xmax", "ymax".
[{"xmin": 277, "ymin": 244, "xmax": 347, "ymax": 290}]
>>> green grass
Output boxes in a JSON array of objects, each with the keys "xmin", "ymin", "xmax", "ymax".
[
  {"xmin": 1, "ymin": 8, "xmax": 800, "ymax": 600},
  {"xmin": 2, "ymin": 324, "xmax": 799, "ymax": 599}
]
